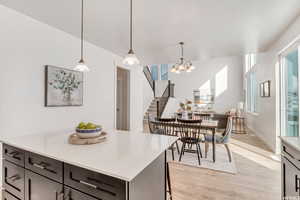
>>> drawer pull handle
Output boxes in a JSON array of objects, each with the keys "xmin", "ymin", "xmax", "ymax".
[
  {"xmin": 29, "ymin": 160, "xmax": 56, "ymax": 174},
  {"xmin": 7, "ymin": 174, "xmax": 21, "ymax": 182},
  {"xmin": 79, "ymin": 180, "xmax": 98, "ymax": 189},
  {"xmin": 7, "ymin": 151, "xmax": 21, "ymax": 160},
  {"xmin": 33, "ymin": 163, "xmax": 46, "ymax": 170}
]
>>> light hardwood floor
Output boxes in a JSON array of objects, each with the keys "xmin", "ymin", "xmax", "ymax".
[{"xmin": 169, "ymin": 131, "xmax": 281, "ymax": 200}]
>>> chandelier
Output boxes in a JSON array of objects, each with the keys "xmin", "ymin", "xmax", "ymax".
[{"xmin": 171, "ymin": 42, "xmax": 195, "ymax": 73}]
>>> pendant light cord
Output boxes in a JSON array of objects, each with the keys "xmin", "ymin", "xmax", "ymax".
[
  {"xmin": 81, "ymin": 0, "xmax": 84, "ymax": 61},
  {"xmin": 130, "ymin": 0, "xmax": 133, "ymax": 51}
]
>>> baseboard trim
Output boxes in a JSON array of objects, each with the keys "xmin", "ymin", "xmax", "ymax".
[{"xmin": 246, "ymin": 126, "xmax": 276, "ymax": 153}]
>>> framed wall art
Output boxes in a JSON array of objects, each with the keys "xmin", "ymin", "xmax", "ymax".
[{"xmin": 45, "ymin": 65, "xmax": 83, "ymax": 107}]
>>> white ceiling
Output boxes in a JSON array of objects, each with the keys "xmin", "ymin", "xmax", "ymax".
[{"xmin": 1, "ymin": 0, "xmax": 300, "ymax": 64}]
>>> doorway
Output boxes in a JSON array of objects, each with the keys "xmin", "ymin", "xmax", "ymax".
[{"xmin": 116, "ymin": 67, "xmax": 130, "ymax": 130}]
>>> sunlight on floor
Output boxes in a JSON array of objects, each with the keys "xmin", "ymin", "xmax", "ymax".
[{"xmin": 230, "ymin": 141, "xmax": 280, "ymax": 171}]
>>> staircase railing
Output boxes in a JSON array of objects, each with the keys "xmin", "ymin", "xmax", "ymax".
[
  {"xmin": 143, "ymin": 66, "xmax": 155, "ymax": 96},
  {"xmin": 143, "ymin": 65, "xmax": 175, "ymax": 118},
  {"xmin": 156, "ymin": 80, "xmax": 174, "ymax": 118}
]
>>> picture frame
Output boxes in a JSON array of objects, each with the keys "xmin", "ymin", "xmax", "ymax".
[
  {"xmin": 45, "ymin": 65, "xmax": 83, "ymax": 107},
  {"xmin": 260, "ymin": 80, "xmax": 271, "ymax": 97}
]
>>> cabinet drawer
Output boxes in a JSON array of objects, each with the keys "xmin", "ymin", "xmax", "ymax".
[
  {"xmin": 25, "ymin": 152, "xmax": 63, "ymax": 183},
  {"xmin": 3, "ymin": 144, "xmax": 25, "ymax": 167},
  {"xmin": 64, "ymin": 164, "xmax": 126, "ymax": 200},
  {"xmin": 64, "ymin": 186, "xmax": 99, "ymax": 200},
  {"xmin": 3, "ymin": 160, "xmax": 25, "ymax": 200},
  {"xmin": 2, "ymin": 191, "xmax": 20, "ymax": 200},
  {"xmin": 282, "ymin": 143, "xmax": 300, "ymax": 169},
  {"xmin": 25, "ymin": 170, "xmax": 63, "ymax": 200},
  {"xmin": 282, "ymin": 156, "xmax": 300, "ymax": 197}
]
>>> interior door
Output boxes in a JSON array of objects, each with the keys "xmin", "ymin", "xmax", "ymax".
[{"xmin": 116, "ymin": 67, "xmax": 130, "ymax": 130}]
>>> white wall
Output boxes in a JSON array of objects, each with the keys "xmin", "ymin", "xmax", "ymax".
[
  {"xmin": 169, "ymin": 56, "xmax": 244, "ymax": 113},
  {"xmin": 245, "ymin": 52, "xmax": 277, "ymax": 152},
  {"xmin": 0, "ymin": 4, "xmax": 144, "ymax": 138},
  {"xmin": 246, "ymin": 14, "xmax": 300, "ymax": 153},
  {"xmin": 143, "ymin": 77, "xmax": 154, "ymax": 113}
]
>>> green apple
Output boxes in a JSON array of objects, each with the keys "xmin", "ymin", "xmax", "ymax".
[
  {"xmin": 86, "ymin": 122, "xmax": 97, "ymax": 129},
  {"xmin": 77, "ymin": 122, "xmax": 86, "ymax": 129}
]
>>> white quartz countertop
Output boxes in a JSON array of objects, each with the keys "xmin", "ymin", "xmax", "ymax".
[
  {"xmin": 0, "ymin": 130, "xmax": 178, "ymax": 182},
  {"xmin": 280, "ymin": 136, "xmax": 300, "ymax": 152}
]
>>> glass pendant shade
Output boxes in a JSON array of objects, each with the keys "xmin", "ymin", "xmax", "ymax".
[
  {"xmin": 74, "ymin": 59, "xmax": 90, "ymax": 72},
  {"xmin": 74, "ymin": 0, "xmax": 89, "ymax": 72},
  {"xmin": 123, "ymin": 0, "xmax": 140, "ymax": 66},
  {"xmin": 123, "ymin": 50, "xmax": 140, "ymax": 66}
]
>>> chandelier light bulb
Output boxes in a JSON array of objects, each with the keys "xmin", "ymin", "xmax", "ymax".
[{"xmin": 171, "ymin": 66, "xmax": 177, "ymax": 73}]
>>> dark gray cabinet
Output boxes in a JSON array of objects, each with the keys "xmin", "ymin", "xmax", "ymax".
[
  {"xmin": 3, "ymin": 144, "xmax": 25, "ymax": 167},
  {"xmin": 64, "ymin": 187, "xmax": 99, "ymax": 200},
  {"xmin": 282, "ymin": 157, "xmax": 300, "ymax": 197},
  {"xmin": 64, "ymin": 163, "xmax": 126, "ymax": 200},
  {"xmin": 3, "ymin": 160, "xmax": 25, "ymax": 200},
  {"xmin": 25, "ymin": 170, "xmax": 63, "ymax": 200},
  {"xmin": 25, "ymin": 151, "xmax": 63, "ymax": 183},
  {"xmin": 282, "ymin": 140, "xmax": 300, "ymax": 199},
  {"xmin": 2, "ymin": 191, "xmax": 20, "ymax": 200},
  {"xmin": 2, "ymin": 144, "xmax": 126, "ymax": 200}
]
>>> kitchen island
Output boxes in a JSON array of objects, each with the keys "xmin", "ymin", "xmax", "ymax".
[{"xmin": 1, "ymin": 129, "xmax": 178, "ymax": 200}]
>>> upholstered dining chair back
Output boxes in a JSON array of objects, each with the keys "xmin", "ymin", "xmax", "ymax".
[
  {"xmin": 212, "ymin": 114, "xmax": 229, "ymax": 129},
  {"xmin": 220, "ymin": 117, "xmax": 233, "ymax": 144}
]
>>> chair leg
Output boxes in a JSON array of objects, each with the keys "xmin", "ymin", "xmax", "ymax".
[
  {"xmin": 179, "ymin": 142, "xmax": 186, "ymax": 162},
  {"xmin": 166, "ymin": 162, "xmax": 172, "ymax": 200},
  {"xmin": 196, "ymin": 143, "xmax": 201, "ymax": 165},
  {"xmin": 175, "ymin": 141, "xmax": 180, "ymax": 154},
  {"xmin": 205, "ymin": 142, "xmax": 209, "ymax": 158},
  {"xmin": 224, "ymin": 144, "xmax": 232, "ymax": 162},
  {"xmin": 171, "ymin": 144, "xmax": 175, "ymax": 161},
  {"xmin": 197, "ymin": 143, "xmax": 203, "ymax": 158}
]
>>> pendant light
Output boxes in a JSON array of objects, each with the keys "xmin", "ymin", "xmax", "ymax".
[
  {"xmin": 74, "ymin": 0, "xmax": 90, "ymax": 72},
  {"xmin": 171, "ymin": 42, "xmax": 195, "ymax": 74},
  {"xmin": 122, "ymin": 0, "xmax": 140, "ymax": 66}
]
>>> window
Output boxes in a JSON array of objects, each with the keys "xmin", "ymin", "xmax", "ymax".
[
  {"xmin": 160, "ymin": 64, "xmax": 168, "ymax": 80},
  {"xmin": 150, "ymin": 65, "xmax": 159, "ymax": 80},
  {"xmin": 245, "ymin": 54, "xmax": 258, "ymax": 113}
]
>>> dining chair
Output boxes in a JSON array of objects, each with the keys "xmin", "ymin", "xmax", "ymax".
[
  {"xmin": 148, "ymin": 119, "xmax": 179, "ymax": 161},
  {"xmin": 177, "ymin": 119, "xmax": 203, "ymax": 165},
  {"xmin": 157, "ymin": 118, "xmax": 180, "ymax": 155},
  {"xmin": 204, "ymin": 117, "xmax": 233, "ymax": 162}
]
